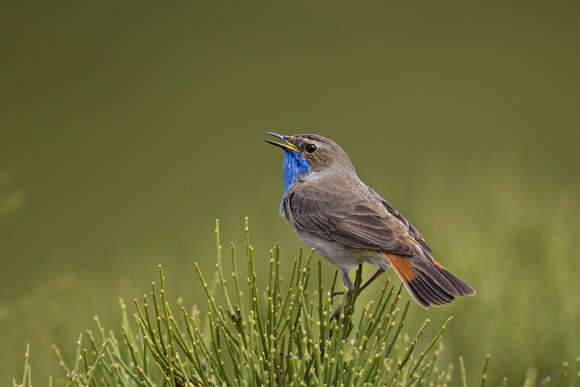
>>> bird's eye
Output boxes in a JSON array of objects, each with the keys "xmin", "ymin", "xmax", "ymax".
[{"xmin": 305, "ymin": 144, "xmax": 317, "ymax": 153}]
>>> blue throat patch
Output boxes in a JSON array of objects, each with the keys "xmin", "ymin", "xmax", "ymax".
[{"xmin": 280, "ymin": 149, "xmax": 310, "ymax": 214}]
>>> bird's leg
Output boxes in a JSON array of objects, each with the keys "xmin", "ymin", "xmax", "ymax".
[
  {"xmin": 333, "ymin": 267, "xmax": 354, "ymax": 297},
  {"xmin": 330, "ymin": 267, "xmax": 355, "ymax": 321},
  {"xmin": 358, "ymin": 268, "xmax": 385, "ymax": 293},
  {"xmin": 333, "ymin": 267, "xmax": 384, "ymax": 297}
]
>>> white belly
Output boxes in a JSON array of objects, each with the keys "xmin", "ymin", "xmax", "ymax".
[{"xmin": 296, "ymin": 228, "xmax": 391, "ymax": 271}]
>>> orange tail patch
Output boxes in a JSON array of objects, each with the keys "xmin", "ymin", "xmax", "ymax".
[
  {"xmin": 385, "ymin": 253, "xmax": 475, "ymax": 308},
  {"xmin": 386, "ymin": 254, "xmax": 417, "ymax": 282}
]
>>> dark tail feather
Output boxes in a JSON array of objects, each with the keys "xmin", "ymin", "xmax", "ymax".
[
  {"xmin": 386, "ymin": 254, "xmax": 476, "ymax": 308},
  {"xmin": 433, "ymin": 260, "xmax": 476, "ymax": 297}
]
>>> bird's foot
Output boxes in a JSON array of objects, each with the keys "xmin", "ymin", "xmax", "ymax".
[
  {"xmin": 329, "ymin": 305, "xmax": 341, "ymax": 322},
  {"xmin": 329, "ymin": 288, "xmax": 354, "ymax": 321},
  {"xmin": 332, "ymin": 287, "xmax": 355, "ymax": 298}
]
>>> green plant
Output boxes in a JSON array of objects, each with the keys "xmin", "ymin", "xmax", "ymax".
[{"xmin": 13, "ymin": 219, "xmax": 580, "ymax": 386}]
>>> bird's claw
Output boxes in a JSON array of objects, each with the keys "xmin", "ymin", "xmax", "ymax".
[
  {"xmin": 330, "ymin": 305, "xmax": 341, "ymax": 322},
  {"xmin": 332, "ymin": 288, "xmax": 354, "ymax": 298},
  {"xmin": 329, "ymin": 289, "xmax": 355, "ymax": 322}
]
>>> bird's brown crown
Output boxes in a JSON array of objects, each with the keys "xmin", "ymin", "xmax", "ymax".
[{"xmin": 284, "ymin": 134, "xmax": 354, "ymax": 172}]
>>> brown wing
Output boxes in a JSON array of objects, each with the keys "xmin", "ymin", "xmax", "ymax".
[
  {"xmin": 374, "ymin": 193, "xmax": 433, "ymax": 253},
  {"xmin": 284, "ymin": 184, "xmax": 417, "ymax": 256}
]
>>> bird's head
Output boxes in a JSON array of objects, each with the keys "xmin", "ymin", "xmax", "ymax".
[
  {"xmin": 264, "ymin": 132, "xmax": 355, "ymax": 213},
  {"xmin": 265, "ymin": 132, "xmax": 353, "ymax": 172},
  {"xmin": 265, "ymin": 132, "xmax": 354, "ymax": 195}
]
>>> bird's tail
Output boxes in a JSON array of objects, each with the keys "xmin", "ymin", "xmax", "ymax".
[{"xmin": 385, "ymin": 253, "xmax": 476, "ymax": 308}]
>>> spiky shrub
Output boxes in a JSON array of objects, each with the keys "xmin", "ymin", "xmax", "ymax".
[
  {"xmin": 13, "ymin": 219, "xmax": 580, "ymax": 386},
  {"xmin": 36, "ymin": 219, "xmax": 452, "ymax": 386}
]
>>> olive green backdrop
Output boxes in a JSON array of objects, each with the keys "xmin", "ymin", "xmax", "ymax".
[{"xmin": 1, "ymin": 1, "xmax": 579, "ymax": 384}]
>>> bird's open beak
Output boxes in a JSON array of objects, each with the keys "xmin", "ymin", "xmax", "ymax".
[{"xmin": 263, "ymin": 132, "xmax": 300, "ymax": 152}]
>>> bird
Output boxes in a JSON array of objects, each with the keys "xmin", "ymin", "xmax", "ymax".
[{"xmin": 264, "ymin": 132, "xmax": 475, "ymax": 308}]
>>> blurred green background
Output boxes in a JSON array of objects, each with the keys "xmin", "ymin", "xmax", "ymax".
[{"xmin": 1, "ymin": 1, "xmax": 579, "ymax": 384}]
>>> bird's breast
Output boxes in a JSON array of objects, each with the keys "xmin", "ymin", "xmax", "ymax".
[{"xmin": 294, "ymin": 227, "xmax": 390, "ymax": 270}]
